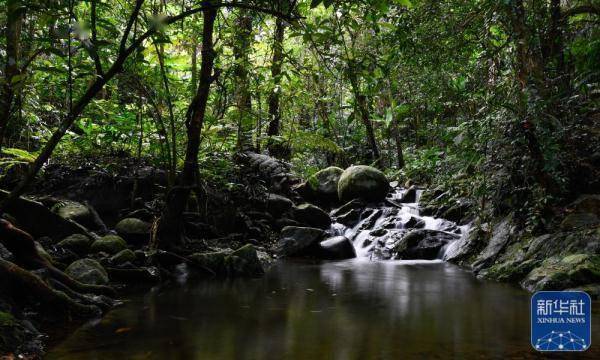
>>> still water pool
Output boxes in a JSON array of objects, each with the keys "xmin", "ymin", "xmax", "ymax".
[{"xmin": 48, "ymin": 259, "xmax": 600, "ymax": 359}]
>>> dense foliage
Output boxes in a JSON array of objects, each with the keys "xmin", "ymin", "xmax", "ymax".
[{"xmin": 1, "ymin": 0, "xmax": 599, "ymax": 232}]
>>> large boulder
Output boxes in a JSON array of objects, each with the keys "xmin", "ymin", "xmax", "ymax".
[
  {"xmin": 393, "ymin": 229, "xmax": 459, "ymax": 260},
  {"xmin": 65, "ymin": 258, "xmax": 109, "ymax": 285},
  {"xmin": 51, "ymin": 200, "xmax": 93, "ymax": 228},
  {"xmin": 291, "ymin": 204, "xmax": 331, "ymax": 229},
  {"xmin": 306, "ymin": 166, "xmax": 344, "ymax": 201},
  {"xmin": 90, "ymin": 235, "xmax": 127, "ymax": 254},
  {"xmin": 338, "ymin": 165, "xmax": 390, "ymax": 203},
  {"xmin": 57, "ymin": 234, "xmax": 93, "ymax": 255},
  {"xmin": 319, "ymin": 236, "xmax": 356, "ymax": 260},
  {"xmin": 275, "ymin": 226, "xmax": 325, "ymax": 257},
  {"xmin": 115, "ymin": 218, "xmax": 151, "ymax": 244}
]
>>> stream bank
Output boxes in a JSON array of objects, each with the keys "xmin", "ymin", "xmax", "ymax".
[{"xmin": 1, "ymin": 156, "xmax": 599, "ymax": 358}]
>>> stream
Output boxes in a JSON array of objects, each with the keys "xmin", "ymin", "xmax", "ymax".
[{"xmin": 47, "ymin": 190, "xmax": 600, "ymax": 359}]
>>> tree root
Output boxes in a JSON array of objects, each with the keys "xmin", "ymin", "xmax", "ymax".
[
  {"xmin": 0, "ymin": 219, "xmax": 115, "ymax": 297},
  {"xmin": 0, "ymin": 259, "xmax": 101, "ymax": 319}
]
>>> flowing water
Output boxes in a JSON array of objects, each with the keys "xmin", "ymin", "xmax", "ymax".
[{"xmin": 48, "ymin": 190, "xmax": 600, "ymax": 359}]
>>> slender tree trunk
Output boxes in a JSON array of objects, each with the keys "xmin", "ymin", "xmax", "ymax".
[
  {"xmin": 154, "ymin": 42, "xmax": 177, "ymax": 184},
  {"xmin": 266, "ymin": 18, "xmax": 285, "ymax": 139},
  {"xmin": 155, "ymin": 4, "xmax": 217, "ymax": 248},
  {"xmin": 0, "ymin": 0, "xmax": 24, "ymax": 151},
  {"xmin": 234, "ymin": 12, "xmax": 253, "ymax": 151},
  {"xmin": 393, "ymin": 119, "xmax": 404, "ymax": 169}
]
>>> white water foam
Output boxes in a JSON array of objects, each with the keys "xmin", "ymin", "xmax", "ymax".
[{"xmin": 328, "ymin": 188, "xmax": 470, "ymax": 261}]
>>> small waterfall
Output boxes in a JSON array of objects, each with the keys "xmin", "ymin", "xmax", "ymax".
[{"xmin": 327, "ymin": 188, "xmax": 469, "ymax": 261}]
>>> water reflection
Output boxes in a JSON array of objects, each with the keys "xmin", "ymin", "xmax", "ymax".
[{"xmin": 48, "ymin": 260, "xmax": 599, "ymax": 359}]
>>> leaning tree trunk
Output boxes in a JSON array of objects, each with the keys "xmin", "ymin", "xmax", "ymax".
[{"xmin": 155, "ymin": 4, "xmax": 217, "ymax": 249}]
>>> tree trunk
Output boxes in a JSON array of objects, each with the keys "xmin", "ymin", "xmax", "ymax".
[
  {"xmin": 509, "ymin": 0, "xmax": 558, "ymax": 194},
  {"xmin": 393, "ymin": 118, "xmax": 404, "ymax": 169},
  {"xmin": 234, "ymin": 12, "xmax": 253, "ymax": 151},
  {"xmin": 266, "ymin": 18, "xmax": 285, "ymax": 139},
  {"xmin": 155, "ymin": 4, "xmax": 217, "ymax": 248},
  {"xmin": 154, "ymin": 42, "xmax": 177, "ymax": 184},
  {"xmin": 0, "ymin": 0, "xmax": 24, "ymax": 151},
  {"xmin": 347, "ymin": 67, "xmax": 380, "ymax": 167}
]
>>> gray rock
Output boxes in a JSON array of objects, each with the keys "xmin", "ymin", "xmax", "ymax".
[
  {"xmin": 399, "ymin": 186, "xmax": 417, "ymax": 203},
  {"xmin": 331, "ymin": 199, "xmax": 366, "ymax": 217},
  {"xmin": 292, "ymin": 203, "xmax": 331, "ymax": 229},
  {"xmin": 404, "ymin": 216, "xmax": 425, "ymax": 229},
  {"xmin": 335, "ymin": 208, "xmax": 362, "ymax": 227},
  {"xmin": 369, "ymin": 228, "xmax": 388, "ymax": 237},
  {"xmin": 393, "ymin": 229, "xmax": 459, "ymax": 260},
  {"xmin": 471, "ymin": 214, "xmax": 514, "ymax": 272},
  {"xmin": 65, "ymin": 258, "xmax": 109, "ymax": 285},
  {"xmin": 276, "ymin": 226, "xmax": 325, "ymax": 257},
  {"xmin": 338, "ymin": 165, "xmax": 390, "ymax": 202},
  {"xmin": 319, "ymin": 236, "xmax": 356, "ymax": 260},
  {"xmin": 265, "ymin": 193, "xmax": 294, "ymax": 215}
]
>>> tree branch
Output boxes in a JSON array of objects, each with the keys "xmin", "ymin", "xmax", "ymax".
[{"xmin": 562, "ymin": 4, "xmax": 600, "ymax": 19}]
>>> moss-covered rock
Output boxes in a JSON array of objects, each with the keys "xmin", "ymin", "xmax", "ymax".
[
  {"xmin": 65, "ymin": 258, "xmax": 109, "ymax": 285},
  {"xmin": 115, "ymin": 218, "xmax": 151, "ymax": 244},
  {"xmin": 521, "ymin": 254, "xmax": 600, "ymax": 291},
  {"xmin": 51, "ymin": 200, "xmax": 92, "ymax": 227},
  {"xmin": 189, "ymin": 245, "xmax": 263, "ymax": 277},
  {"xmin": 307, "ymin": 166, "xmax": 344, "ymax": 200},
  {"xmin": 57, "ymin": 234, "xmax": 92, "ymax": 255},
  {"xmin": 225, "ymin": 244, "xmax": 264, "ymax": 277},
  {"xmin": 90, "ymin": 235, "xmax": 127, "ymax": 254},
  {"xmin": 338, "ymin": 165, "xmax": 389, "ymax": 202},
  {"xmin": 189, "ymin": 250, "xmax": 231, "ymax": 275},
  {"xmin": 109, "ymin": 249, "xmax": 137, "ymax": 265}
]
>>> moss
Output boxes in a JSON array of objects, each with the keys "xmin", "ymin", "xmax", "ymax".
[
  {"xmin": 0, "ymin": 311, "xmax": 24, "ymax": 353},
  {"xmin": 521, "ymin": 254, "xmax": 600, "ymax": 291},
  {"xmin": 90, "ymin": 235, "xmax": 127, "ymax": 254},
  {"xmin": 338, "ymin": 165, "xmax": 389, "ymax": 202}
]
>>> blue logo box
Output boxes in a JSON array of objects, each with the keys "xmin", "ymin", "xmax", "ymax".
[{"xmin": 531, "ymin": 291, "xmax": 591, "ymax": 351}]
